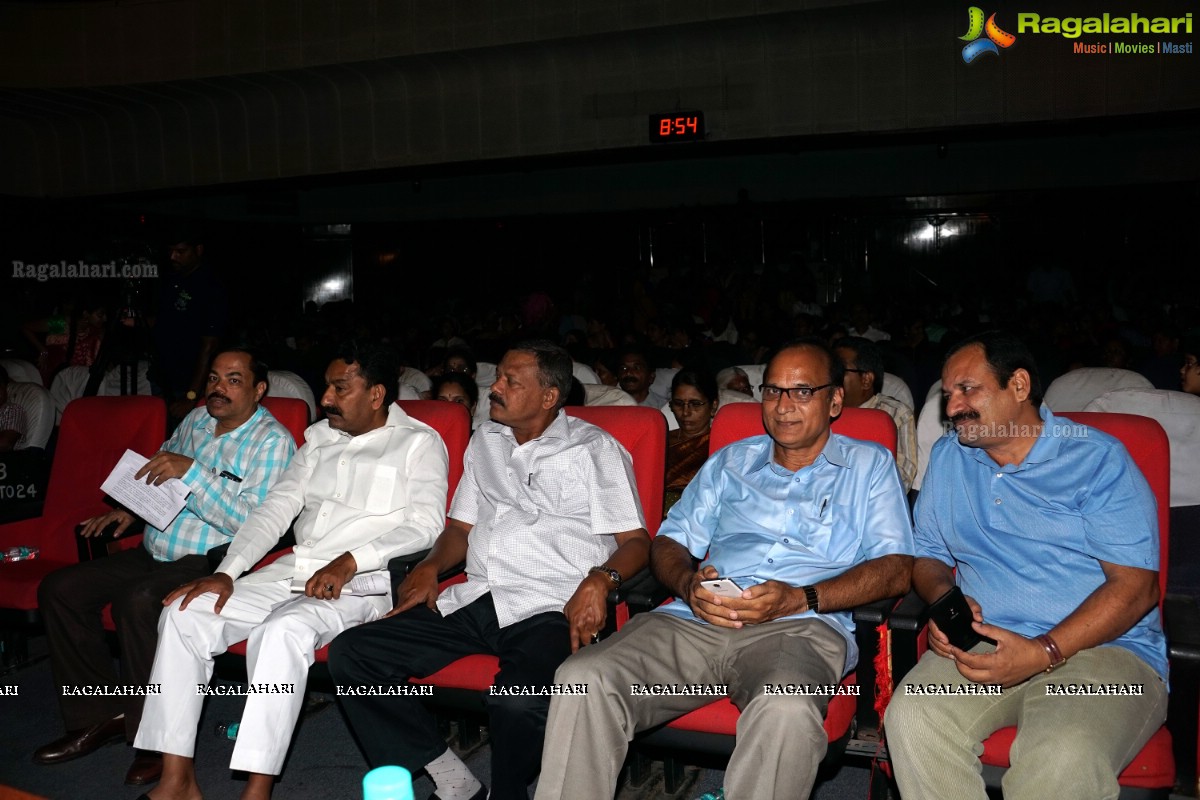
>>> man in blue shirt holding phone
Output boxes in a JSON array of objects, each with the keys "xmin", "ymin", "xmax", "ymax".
[{"xmin": 536, "ymin": 338, "xmax": 914, "ymax": 800}]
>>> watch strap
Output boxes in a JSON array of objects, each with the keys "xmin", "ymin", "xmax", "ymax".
[
  {"xmin": 589, "ymin": 566, "xmax": 622, "ymax": 588},
  {"xmin": 802, "ymin": 584, "xmax": 819, "ymax": 614}
]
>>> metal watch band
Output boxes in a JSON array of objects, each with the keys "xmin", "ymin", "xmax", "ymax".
[{"xmin": 589, "ymin": 566, "xmax": 622, "ymax": 588}]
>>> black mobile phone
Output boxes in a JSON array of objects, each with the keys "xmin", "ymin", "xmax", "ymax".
[{"xmin": 927, "ymin": 586, "xmax": 983, "ymax": 651}]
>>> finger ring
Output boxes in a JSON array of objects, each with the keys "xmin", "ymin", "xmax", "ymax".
[{"xmin": 325, "ymin": 584, "xmax": 334, "ymax": 592}]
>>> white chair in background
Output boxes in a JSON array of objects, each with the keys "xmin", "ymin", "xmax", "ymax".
[
  {"xmin": 1043, "ymin": 368, "xmax": 1153, "ymax": 413},
  {"xmin": 1084, "ymin": 388, "xmax": 1200, "ymax": 508},
  {"xmin": 882, "ymin": 372, "xmax": 915, "ymax": 411},
  {"xmin": 912, "ymin": 380, "xmax": 945, "ymax": 493},
  {"xmin": 583, "ymin": 384, "xmax": 637, "ymax": 407},
  {"xmin": 267, "ymin": 369, "xmax": 317, "ymax": 423},
  {"xmin": 6, "ymin": 381, "xmax": 54, "ymax": 450},
  {"xmin": 1, "ymin": 358, "xmax": 42, "ymax": 387}
]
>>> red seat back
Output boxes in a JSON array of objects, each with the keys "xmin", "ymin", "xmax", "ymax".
[
  {"xmin": 397, "ymin": 400, "xmax": 471, "ymax": 512},
  {"xmin": 1057, "ymin": 412, "xmax": 1170, "ymax": 603},
  {"xmin": 566, "ymin": 405, "xmax": 666, "ymax": 537},
  {"xmin": 261, "ymin": 396, "xmax": 310, "ymax": 448}
]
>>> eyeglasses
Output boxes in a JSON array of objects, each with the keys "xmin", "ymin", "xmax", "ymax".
[
  {"xmin": 759, "ymin": 384, "xmax": 834, "ymax": 402},
  {"xmin": 670, "ymin": 399, "xmax": 711, "ymax": 410}
]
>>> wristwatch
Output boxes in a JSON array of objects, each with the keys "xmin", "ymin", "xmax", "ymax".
[
  {"xmin": 802, "ymin": 585, "xmax": 820, "ymax": 614},
  {"xmin": 589, "ymin": 566, "xmax": 622, "ymax": 589}
]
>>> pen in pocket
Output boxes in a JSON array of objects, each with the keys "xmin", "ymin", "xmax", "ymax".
[{"xmin": 219, "ymin": 470, "xmax": 243, "ymax": 483}]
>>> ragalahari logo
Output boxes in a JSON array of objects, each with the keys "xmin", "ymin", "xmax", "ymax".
[{"xmin": 960, "ymin": 7, "xmax": 1017, "ymax": 62}]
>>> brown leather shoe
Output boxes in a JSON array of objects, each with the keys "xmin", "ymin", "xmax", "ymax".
[
  {"xmin": 32, "ymin": 716, "xmax": 126, "ymax": 764},
  {"xmin": 124, "ymin": 750, "xmax": 163, "ymax": 785}
]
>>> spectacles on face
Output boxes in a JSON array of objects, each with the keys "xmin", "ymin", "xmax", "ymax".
[
  {"xmin": 670, "ymin": 399, "xmax": 711, "ymax": 410},
  {"xmin": 759, "ymin": 384, "xmax": 834, "ymax": 402}
]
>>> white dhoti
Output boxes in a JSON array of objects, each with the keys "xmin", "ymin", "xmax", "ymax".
[{"xmin": 134, "ymin": 580, "xmax": 380, "ymax": 775}]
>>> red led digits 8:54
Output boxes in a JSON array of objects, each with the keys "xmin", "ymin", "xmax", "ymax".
[{"xmin": 649, "ymin": 111, "xmax": 704, "ymax": 143}]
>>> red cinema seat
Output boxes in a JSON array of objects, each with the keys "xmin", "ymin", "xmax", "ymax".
[
  {"xmin": 0, "ymin": 396, "xmax": 166, "ymax": 665},
  {"xmin": 261, "ymin": 396, "xmax": 310, "ymax": 448}
]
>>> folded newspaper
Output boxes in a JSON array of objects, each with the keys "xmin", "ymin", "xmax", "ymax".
[{"xmin": 288, "ymin": 572, "xmax": 391, "ymax": 596}]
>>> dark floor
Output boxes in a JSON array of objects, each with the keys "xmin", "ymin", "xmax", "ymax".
[{"xmin": 0, "ymin": 631, "xmax": 883, "ymax": 800}]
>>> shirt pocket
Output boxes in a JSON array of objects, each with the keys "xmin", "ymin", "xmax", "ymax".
[
  {"xmin": 364, "ymin": 464, "xmax": 399, "ymax": 513},
  {"xmin": 790, "ymin": 501, "xmax": 861, "ymax": 567}
]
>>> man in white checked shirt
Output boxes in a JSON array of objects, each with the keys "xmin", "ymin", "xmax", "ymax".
[
  {"xmin": 135, "ymin": 340, "xmax": 448, "ymax": 800},
  {"xmin": 329, "ymin": 340, "xmax": 651, "ymax": 800},
  {"xmin": 34, "ymin": 349, "xmax": 295, "ymax": 786}
]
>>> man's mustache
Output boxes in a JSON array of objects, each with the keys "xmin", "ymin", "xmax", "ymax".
[
  {"xmin": 488, "ymin": 392, "xmax": 505, "ymax": 408},
  {"xmin": 949, "ymin": 410, "xmax": 980, "ymax": 426},
  {"xmin": 207, "ymin": 392, "xmax": 229, "ymax": 403},
  {"xmin": 323, "ymin": 405, "xmax": 342, "ymax": 417}
]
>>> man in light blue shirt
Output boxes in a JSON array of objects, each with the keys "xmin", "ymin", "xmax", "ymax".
[
  {"xmin": 886, "ymin": 330, "xmax": 1169, "ymax": 800},
  {"xmin": 537, "ymin": 339, "xmax": 914, "ymax": 800}
]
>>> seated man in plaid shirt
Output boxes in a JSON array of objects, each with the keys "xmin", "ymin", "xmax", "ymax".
[{"xmin": 34, "ymin": 349, "xmax": 295, "ymax": 786}]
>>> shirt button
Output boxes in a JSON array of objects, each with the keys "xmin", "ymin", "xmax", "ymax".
[
  {"xmin": 305, "ymin": 540, "xmax": 313, "ymax": 545},
  {"xmin": 783, "ymin": 538, "xmax": 790, "ymax": 543},
  {"xmin": 995, "ymin": 473, "xmax": 1002, "ymax": 478},
  {"xmin": 340, "ymin": 460, "xmax": 346, "ymax": 466},
  {"xmin": 322, "ymin": 511, "xmax": 328, "ymax": 516},
  {"xmin": 335, "ymin": 492, "xmax": 341, "ymax": 498},
  {"xmin": 995, "ymin": 498, "xmax": 1002, "ymax": 505},
  {"xmin": 787, "ymin": 509, "xmax": 794, "ymax": 516}
]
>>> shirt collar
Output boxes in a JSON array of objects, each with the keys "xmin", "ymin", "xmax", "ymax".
[
  {"xmin": 747, "ymin": 429, "xmax": 850, "ymax": 475},
  {"xmin": 495, "ymin": 408, "xmax": 569, "ymax": 446},
  {"xmin": 960, "ymin": 403, "xmax": 1062, "ymax": 470},
  {"xmin": 198, "ymin": 403, "xmax": 265, "ymax": 439}
]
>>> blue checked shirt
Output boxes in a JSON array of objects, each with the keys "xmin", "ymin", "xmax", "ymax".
[{"xmin": 143, "ymin": 405, "xmax": 295, "ymax": 562}]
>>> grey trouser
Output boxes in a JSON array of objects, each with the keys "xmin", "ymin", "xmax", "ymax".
[
  {"xmin": 886, "ymin": 644, "xmax": 1167, "ymax": 800},
  {"xmin": 534, "ymin": 611, "xmax": 847, "ymax": 800}
]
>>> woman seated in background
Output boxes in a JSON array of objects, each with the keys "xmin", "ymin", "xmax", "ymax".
[
  {"xmin": 431, "ymin": 371, "xmax": 479, "ymax": 432},
  {"xmin": 663, "ymin": 367, "xmax": 718, "ymax": 517}
]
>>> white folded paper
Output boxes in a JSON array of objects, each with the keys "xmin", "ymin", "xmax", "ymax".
[
  {"xmin": 289, "ymin": 571, "xmax": 391, "ymax": 596},
  {"xmin": 100, "ymin": 449, "xmax": 189, "ymax": 531}
]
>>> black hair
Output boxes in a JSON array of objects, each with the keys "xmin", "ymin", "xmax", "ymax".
[
  {"xmin": 832, "ymin": 336, "xmax": 884, "ymax": 395},
  {"xmin": 335, "ymin": 339, "xmax": 400, "ymax": 406},
  {"xmin": 442, "ymin": 344, "xmax": 478, "ymax": 377},
  {"xmin": 670, "ymin": 367, "xmax": 718, "ymax": 405},
  {"xmin": 510, "ymin": 339, "xmax": 573, "ymax": 410},
  {"xmin": 767, "ymin": 336, "xmax": 845, "ymax": 389},
  {"xmin": 212, "ymin": 348, "xmax": 269, "ymax": 394},
  {"xmin": 431, "ymin": 371, "xmax": 479, "ymax": 409},
  {"xmin": 944, "ymin": 330, "xmax": 1044, "ymax": 406}
]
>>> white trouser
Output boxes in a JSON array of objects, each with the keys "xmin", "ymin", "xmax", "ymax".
[{"xmin": 134, "ymin": 580, "xmax": 380, "ymax": 775}]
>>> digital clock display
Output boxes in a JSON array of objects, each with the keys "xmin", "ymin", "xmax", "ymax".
[{"xmin": 649, "ymin": 111, "xmax": 705, "ymax": 143}]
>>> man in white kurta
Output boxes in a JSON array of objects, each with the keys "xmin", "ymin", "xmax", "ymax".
[{"xmin": 135, "ymin": 344, "xmax": 449, "ymax": 800}]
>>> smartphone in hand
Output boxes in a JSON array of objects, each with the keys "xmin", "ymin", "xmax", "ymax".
[
  {"xmin": 928, "ymin": 586, "xmax": 985, "ymax": 651},
  {"xmin": 700, "ymin": 578, "xmax": 745, "ymax": 599}
]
